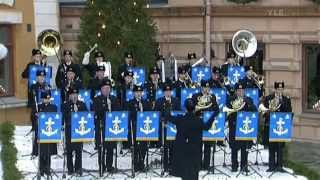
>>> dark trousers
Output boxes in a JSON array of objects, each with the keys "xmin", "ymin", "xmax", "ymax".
[
  {"xmin": 202, "ymin": 142, "xmax": 212, "ymax": 169},
  {"xmin": 231, "ymin": 145, "xmax": 248, "ymax": 170},
  {"xmin": 134, "ymin": 142, "xmax": 147, "ymax": 171},
  {"xmin": 268, "ymin": 142, "xmax": 284, "ymax": 169},
  {"xmin": 40, "ymin": 153, "xmax": 51, "ymax": 175},
  {"xmin": 164, "ymin": 141, "xmax": 173, "ymax": 171},
  {"xmin": 66, "ymin": 143, "xmax": 82, "ymax": 174},
  {"xmin": 98, "ymin": 142, "xmax": 115, "ymax": 171}
]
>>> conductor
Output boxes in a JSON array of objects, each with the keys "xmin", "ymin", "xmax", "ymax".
[{"xmin": 163, "ymin": 98, "xmax": 218, "ymax": 180}]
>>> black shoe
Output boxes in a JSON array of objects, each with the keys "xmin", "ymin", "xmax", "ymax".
[
  {"xmin": 67, "ymin": 171, "xmax": 73, "ymax": 175},
  {"xmin": 107, "ymin": 167, "xmax": 116, "ymax": 173},
  {"xmin": 76, "ymin": 170, "xmax": 83, "ymax": 176},
  {"xmin": 266, "ymin": 167, "xmax": 275, "ymax": 172},
  {"xmin": 241, "ymin": 167, "xmax": 250, "ymax": 173},
  {"xmin": 277, "ymin": 167, "xmax": 285, "ymax": 172},
  {"xmin": 231, "ymin": 167, "xmax": 238, "ymax": 172}
]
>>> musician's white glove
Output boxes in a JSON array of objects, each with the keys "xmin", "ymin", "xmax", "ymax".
[{"xmin": 82, "ymin": 52, "xmax": 90, "ymax": 65}]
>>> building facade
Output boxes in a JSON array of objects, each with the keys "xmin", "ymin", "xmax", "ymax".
[
  {"xmin": 59, "ymin": 0, "xmax": 320, "ymax": 142},
  {"xmin": 0, "ymin": 0, "xmax": 59, "ymax": 123}
]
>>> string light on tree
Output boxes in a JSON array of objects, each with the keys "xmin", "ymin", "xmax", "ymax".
[
  {"xmin": 133, "ymin": 1, "xmax": 137, "ymax": 6},
  {"xmin": 102, "ymin": 24, "xmax": 106, "ymax": 29},
  {"xmin": 146, "ymin": 4, "xmax": 150, "ymax": 8},
  {"xmin": 98, "ymin": 11, "xmax": 102, "ymax": 16},
  {"xmin": 135, "ymin": 18, "xmax": 139, "ymax": 23},
  {"xmin": 117, "ymin": 41, "xmax": 121, "ymax": 45},
  {"xmin": 97, "ymin": 32, "xmax": 101, "ymax": 38}
]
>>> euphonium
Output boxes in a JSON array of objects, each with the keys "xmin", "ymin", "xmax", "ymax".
[{"xmin": 269, "ymin": 95, "xmax": 281, "ymax": 112}]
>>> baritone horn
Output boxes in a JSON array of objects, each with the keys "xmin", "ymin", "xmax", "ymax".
[{"xmin": 37, "ymin": 29, "xmax": 63, "ymax": 57}]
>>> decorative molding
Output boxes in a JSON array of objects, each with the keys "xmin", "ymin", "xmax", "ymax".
[{"xmin": 0, "ymin": 10, "xmax": 22, "ymax": 24}]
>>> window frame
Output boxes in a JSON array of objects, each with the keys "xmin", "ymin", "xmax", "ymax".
[
  {"xmin": 302, "ymin": 42, "xmax": 320, "ymax": 114},
  {"xmin": 0, "ymin": 24, "xmax": 14, "ymax": 97}
]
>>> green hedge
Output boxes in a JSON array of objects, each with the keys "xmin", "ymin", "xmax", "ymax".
[
  {"xmin": 284, "ymin": 144, "xmax": 320, "ymax": 180},
  {"xmin": 0, "ymin": 122, "xmax": 22, "ymax": 180}
]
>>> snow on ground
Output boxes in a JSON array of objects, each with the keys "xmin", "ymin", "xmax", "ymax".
[{"xmin": 14, "ymin": 126, "xmax": 307, "ymax": 180}]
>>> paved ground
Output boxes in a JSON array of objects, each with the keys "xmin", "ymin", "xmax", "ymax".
[{"xmin": 288, "ymin": 141, "xmax": 320, "ymax": 171}]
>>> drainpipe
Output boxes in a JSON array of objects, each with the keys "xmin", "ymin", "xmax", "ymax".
[{"xmin": 205, "ymin": 0, "xmax": 211, "ymax": 66}]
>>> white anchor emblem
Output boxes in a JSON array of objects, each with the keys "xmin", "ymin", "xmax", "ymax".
[
  {"xmin": 208, "ymin": 119, "xmax": 221, "ymax": 135},
  {"xmin": 273, "ymin": 117, "xmax": 288, "ymax": 136},
  {"xmin": 75, "ymin": 116, "xmax": 91, "ymax": 136},
  {"xmin": 109, "ymin": 116, "xmax": 124, "ymax": 135},
  {"xmin": 140, "ymin": 116, "xmax": 155, "ymax": 135},
  {"xmin": 42, "ymin": 117, "xmax": 58, "ymax": 137},
  {"xmin": 239, "ymin": 116, "xmax": 254, "ymax": 135}
]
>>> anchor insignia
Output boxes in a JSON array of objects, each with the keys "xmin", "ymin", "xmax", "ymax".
[
  {"xmin": 273, "ymin": 117, "xmax": 288, "ymax": 136},
  {"xmin": 239, "ymin": 116, "xmax": 254, "ymax": 134},
  {"xmin": 109, "ymin": 116, "xmax": 124, "ymax": 135},
  {"xmin": 42, "ymin": 117, "xmax": 58, "ymax": 137},
  {"xmin": 140, "ymin": 116, "xmax": 155, "ymax": 135},
  {"xmin": 208, "ymin": 119, "xmax": 221, "ymax": 135},
  {"xmin": 75, "ymin": 116, "xmax": 91, "ymax": 136}
]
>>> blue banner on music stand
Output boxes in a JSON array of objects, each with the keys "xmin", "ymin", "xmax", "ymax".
[
  {"xmin": 203, "ymin": 112, "xmax": 226, "ymax": 141},
  {"xmin": 78, "ymin": 90, "xmax": 91, "ymax": 110},
  {"xmin": 180, "ymin": 88, "xmax": 200, "ymax": 110},
  {"xmin": 125, "ymin": 89, "xmax": 147, "ymax": 102},
  {"xmin": 38, "ymin": 89, "xmax": 61, "ymax": 112},
  {"xmin": 71, "ymin": 112, "xmax": 95, "ymax": 142},
  {"xmin": 269, "ymin": 112, "xmax": 293, "ymax": 142},
  {"xmin": 245, "ymin": 88, "xmax": 259, "ymax": 108},
  {"xmin": 105, "ymin": 111, "xmax": 129, "ymax": 142},
  {"xmin": 227, "ymin": 65, "xmax": 245, "ymax": 86},
  {"xmin": 128, "ymin": 67, "xmax": 145, "ymax": 86},
  {"xmin": 166, "ymin": 111, "xmax": 185, "ymax": 141},
  {"xmin": 28, "ymin": 65, "xmax": 52, "ymax": 87},
  {"xmin": 94, "ymin": 89, "xmax": 118, "ymax": 98},
  {"xmin": 210, "ymin": 88, "xmax": 227, "ymax": 109},
  {"xmin": 136, "ymin": 111, "xmax": 160, "ymax": 141},
  {"xmin": 38, "ymin": 112, "xmax": 62, "ymax": 143},
  {"xmin": 155, "ymin": 89, "xmax": 176, "ymax": 100},
  {"xmin": 191, "ymin": 66, "xmax": 212, "ymax": 83},
  {"xmin": 235, "ymin": 111, "xmax": 259, "ymax": 141}
]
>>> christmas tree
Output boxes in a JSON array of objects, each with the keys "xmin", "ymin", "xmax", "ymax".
[{"xmin": 77, "ymin": 0, "xmax": 158, "ymax": 84}]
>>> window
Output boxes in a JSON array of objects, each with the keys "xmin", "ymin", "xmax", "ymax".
[
  {"xmin": 0, "ymin": 25, "xmax": 13, "ymax": 96},
  {"xmin": 150, "ymin": 0, "xmax": 168, "ymax": 4},
  {"xmin": 225, "ymin": 41, "xmax": 265, "ymax": 75},
  {"xmin": 303, "ymin": 44, "xmax": 320, "ymax": 112}
]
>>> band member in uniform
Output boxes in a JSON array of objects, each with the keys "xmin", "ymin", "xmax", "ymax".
[
  {"xmin": 163, "ymin": 98, "xmax": 218, "ymax": 180},
  {"xmin": 192, "ymin": 80, "xmax": 219, "ymax": 170},
  {"xmin": 93, "ymin": 79, "xmax": 120, "ymax": 174},
  {"xmin": 31, "ymin": 90, "xmax": 58, "ymax": 176},
  {"xmin": 220, "ymin": 51, "xmax": 237, "ymax": 78},
  {"xmin": 145, "ymin": 66, "xmax": 162, "ymax": 109},
  {"xmin": 117, "ymin": 70, "xmax": 134, "ymax": 109},
  {"xmin": 22, "ymin": 49, "xmax": 49, "ymax": 107},
  {"xmin": 225, "ymin": 82, "xmax": 257, "ymax": 172},
  {"xmin": 174, "ymin": 66, "xmax": 191, "ymax": 99},
  {"xmin": 154, "ymin": 82, "xmax": 181, "ymax": 172},
  {"xmin": 55, "ymin": 50, "xmax": 82, "ymax": 89},
  {"xmin": 126, "ymin": 85, "xmax": 151, "ymax": 172},
  {"xmin": 87, "ymin": 65, "xmax": 106, "ymax": 99},
  {"xmin": 29, "ymin": 70, "xmax": 51, "ymax": 109},
  {"xmin": 62, "ymin": 87, "xmax": 88, "ymax": 175},
  {"xmin": 208, "ymin": 66, "xmax": 224, "ymax": 88},
  {"xmin": 83, "ymin": 51, "xmax": 111, "ymax": 79},
  {"xmin": 260, "ymin": 81, "xmax": 292, "ymax": 172},
  {"xmin": 22, "ymin": 49, "xmax": 47, "ymax": 78},
  {"xmin": 117, "ymin": 52, "xmax": 134, "ymax": 84},
  {"xmin": 61, "ymin": 65, "xmax": 83, "ymax": 103},
  {"xmin": 239, "ymin": 65, "xmax": 264, "ymax": 97}
]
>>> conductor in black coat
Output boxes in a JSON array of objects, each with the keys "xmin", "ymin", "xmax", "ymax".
[
  {"xmin": 31, "ymin": 90, "xmax": 58, "ymax": 176},
  {"xmin": 164, "ymin": 98, "xmax": 218, "ymax": 180},
  {"xmin": 154, "ymin": 82, "xmax": 181, "ymax": 172},
  {"xmin": 261, "ymin": 81, "xmax": 292, "ymax": 172},
  {"xmin": 92, "ymin": 79, "xmax": 120, "ymax": 173},
  {"xmin": 62, "ymin": 87, "xmax": 88, "ymax": 175},
  {"xmin": 191, "ymin": 80, "xmax": 219, "ymax": 170},
  {"xmin": 225, "ymin": 82, "xmax": 257, "ymax": 172}
]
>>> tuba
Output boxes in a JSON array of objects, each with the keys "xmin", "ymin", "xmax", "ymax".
[
  {"xmin": 232, "ymin": 30, "xmax": 257, "ymax": 65},
  {"xmin": 37, "ymin": 29, "xmax": 63, "ymax": 57}
]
